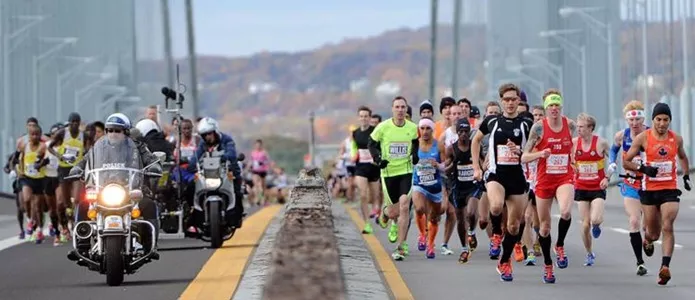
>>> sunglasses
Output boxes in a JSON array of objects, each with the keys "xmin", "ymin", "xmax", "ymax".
[{"xmin": 106, "ymin": 128, "xmax": 123, "ymax": 134}]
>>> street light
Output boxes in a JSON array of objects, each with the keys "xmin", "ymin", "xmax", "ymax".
[
  {"xmin": 55, "ymin": 56, "xmax": 96, "ymax": 121},
  {"xmin": 521, "ymin": 48, "xmax": 564, "ymax": 92},
  {"xmin": 559, "ymin": 5, "xmax": 616, "ymax": 134},
  {"xmin": 538, "ymin": 29, "xmax": 588, "ymax": 112},
  {"xmin": 32, "ymin": 37, "xmax": 79, "ymax": 118},
  {"xmin": 73, "ymin": 73, "xmax": 115, "ymax": 112}
]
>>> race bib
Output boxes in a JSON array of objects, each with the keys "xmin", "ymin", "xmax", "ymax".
[
  {"xmin": 546, "ymin": 154, "xmax": 569, "ymax": 174},
  {"xmin": 416, "ymin": 164, "xmax": 437, "ymax": 186},
  {"xmin": 526, "ymin": 161, "xmax": 538, "ymax": 181},
  {"xmin": 577, "ymin": 162, "xmax": 599, "ymax": 180},
  {"xmin": 24, "ymin": 163, "xmax": 38, "ymax": 176},
  {"xmin": 358, "ymin": 149, "xmax": 373, "ymax": 163},
  {"xmin": 48, "ymin": 156, "xmax": 59, "ymax": 169},
  {"xmin": 496, "ymin": 145, "xmax": 519, "ymax": 165},
  {"xmin": 64, "ymin": 146, "xmax": 79, "ymax": 157},
  {"xmin": 181, "ymin": 148, "xmax": 195, "ymax": 159},
  {"xmin": 457, "ymin": 164, "xmax": 474, "ymax": 182},
  {"xmin": 626, "ymin": 157, "xmax": 643, "ymax": 184},
  {"xmin": 651, "ymin": 161, "xmax": 673, "ymax": 181},
  {"xmin": 388, "ymin": 142, "xmax": 409, "ymax": 159}
]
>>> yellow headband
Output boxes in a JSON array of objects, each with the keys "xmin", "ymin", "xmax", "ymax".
[{"xmin": 543, "ymin": 94, "xmax": 563, "ymax": 109}]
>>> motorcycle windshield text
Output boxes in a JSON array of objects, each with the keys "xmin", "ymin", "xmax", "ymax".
[{"xmin": 85, "ymin": 138, "xmax": 144, "ymax": 190}]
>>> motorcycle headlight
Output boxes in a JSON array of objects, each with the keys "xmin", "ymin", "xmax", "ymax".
[
  {"xmin": 205, "ymin": 178, "xmax": 221, "ymax": 189},
  {"xmin": 101, "ymin": 184, "xmax": 127, "ymax": 206}
]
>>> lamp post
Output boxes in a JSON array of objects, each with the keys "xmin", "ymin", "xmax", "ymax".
[
  {"xmin": 55, "ymin": 56, "xmax": 95, "ymax": 121},
  {"xmin": 309, "ymin": 111, "xmax": 316, "ymax": 168},
  {"xmin": 32, "ymin": 37, "xmax": 78, "ymax": 118},
  {"xmin": 73, "ymin": 73, "xmax": 115, "ymax": 114},
  {"xmin": 559, "ymin": 5, "xmax": 617, "ymax": 134},
  {"xmin": 539, "ymin": 29, "xmax": 588, "ymax": 112}
]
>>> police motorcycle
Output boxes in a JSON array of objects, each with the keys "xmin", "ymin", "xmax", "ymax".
[
  {"xmin": 65, "ymin": 141, "xmax": 162, "ymax": 286},
  {"xmin": 192, "ymin": 147, "xmax": 242, "ymax": 248}
]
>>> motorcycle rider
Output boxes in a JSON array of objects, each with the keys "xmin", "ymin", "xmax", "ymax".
[
  {"xmin": 189, "ymin": 117, "xmax": 245, "ymax": 228},
  {"xmin": 134, "ymin": 119, "xmax": 174, "ymax": 161},
  {"xmin": 68, "ymin": 113, "xmax": 162, "ymax": 259}
]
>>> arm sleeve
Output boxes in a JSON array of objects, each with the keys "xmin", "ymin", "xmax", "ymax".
[
  {"xmin": 609, "ymin": 144, "xmax": 620, "ymax": 165},
  {"xmin": 411, "ymin": 138, "xmax": 419, "ymax": 165},
  {"xmin": 368, "ymin": 138, "xmax": 382, "ymax": 164}
]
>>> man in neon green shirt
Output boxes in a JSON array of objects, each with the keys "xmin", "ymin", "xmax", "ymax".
[{"xmin": 368, "ymin": 96, "xmax": 420, "ymax": 261}]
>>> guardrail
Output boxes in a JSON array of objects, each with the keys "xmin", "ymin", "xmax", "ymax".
[{"xmin": 262, "ymin": 168, "xmax": 346, "ymax": 300}]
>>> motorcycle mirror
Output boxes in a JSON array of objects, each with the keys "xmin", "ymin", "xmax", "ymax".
[
  {"xmin": 237, "ymin": 153, "xmax": 245, "ymax": 161},
  {"xmin": 129, "ymin": 189, "xmax": 143, "ymax": 201}
]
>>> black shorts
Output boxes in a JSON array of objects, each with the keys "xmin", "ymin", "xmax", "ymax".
[
  {"xmin": 346, "ymin": 165, "xmax": 356, "ymax": 177},
  {"xmin": 383, "ymin": 173, "xmax": 412, "ymax": 205},
  {"xmin": 451, "ymin": 187, "xmax": 477, "ymax": 209},
  {"xmin": 58, "ymin": 166, "xmax": 73, "ymax": 183},
  {"xmin": 574, "ymin": 189, "xmax": 607, "ymax": 201},
  {"xmin": 252, "ymin": 170, "xmax": 268, "ymax": 178},
  {"xmin": 528, "ymin": 189, "xmax": 537, "ymax": 206},
  {"xmin": 20, "ymin": 177, "xmax": 45, "ymax": 195},
  {"xmin": 472, "ymin": 181, "xmax": 486, "ymax": 199},
  {"xmin": 44, "ymin": 177, "xmax": 59, "ymax": 196},
  {"xmin": 639, "ymin": 189, "xmax": 681, "ymax": 206},
  {"xmin": 354, "ymin": 163, "xmax": 380, "ymax": 182},
  {"xmin": 485, "ymin": 168, "xmax": 526, "ymax": 199}
]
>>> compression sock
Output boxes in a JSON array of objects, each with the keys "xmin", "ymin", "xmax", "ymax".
[
  {"xmin": 490, "ymin": 213, "xmax": 503, "ymax": 235},
  {"xmin": 630, "ymin": 232, "xmax": 645, "ymax": 265},
  {"xmin": 500, "ymin": 229, "xmax": 519, "ymax": 263},
  {"xmin": 556, "ymin": 217, "xmax": 571, "ymax": 247},
  {"xmin": 539, "ymin": 234, "xmax": 553, "ymax": 265}
]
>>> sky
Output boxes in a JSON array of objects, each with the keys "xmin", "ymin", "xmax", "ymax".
[{"xmin": 136, "ymin": 0, "xmax": 461, "ymax": 59}]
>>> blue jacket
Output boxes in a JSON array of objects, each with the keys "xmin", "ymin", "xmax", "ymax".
[{"xmin": 190, "ymin": 132, "xmax": 241, "ymax": 177}]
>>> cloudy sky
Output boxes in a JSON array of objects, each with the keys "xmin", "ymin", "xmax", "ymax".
[{"xmin": 136, "ymin": 0, "xmax": 464, "ymax": 59}]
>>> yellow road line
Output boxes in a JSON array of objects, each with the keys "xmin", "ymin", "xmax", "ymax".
[
  {"xmin": 345, "ymin": 205, "xmax": 414, "ymax": 300},
  {"xmin": 179, "ymin": 204, "xmax": 282, "ymax": 300}
]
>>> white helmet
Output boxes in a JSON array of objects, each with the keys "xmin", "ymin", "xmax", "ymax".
[
  {"xmin": 197, "ymin": 117, "xmax": 219, "ymax": 135},
  {"xmin": 105, "ymin": 113, "xmax": 131, "ymax": 130},
  {"xmin": 135, "ymin": 119, "xmax": 160, "ymax": 137}
]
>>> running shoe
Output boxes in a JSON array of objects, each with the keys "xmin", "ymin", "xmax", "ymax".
[
  {"xmin": 18, "ymin": 231, "xmax": 25, "ymax": 240},
  {"xmin": 377, "ymin": 208, "xmax": 388, "ymax": 229},
  {"xmin": 362, "ymin": 223, "xmax": 373, "ymax": 234},
  {"xmin": 643, "ymin": 239, "xmax": 655, "ymax": 257},
  {"xmin": 636, "ymin": 264, "xmax": 648, "ymax": 276},
  {"xmin": 417, "ymin": 234, "xmax": 426, "ymax": 251},
  {"xmin": 513, "ymin": 243, "xmax": 525, "ymax": 262},
  {"xmin": 489, "ymin": 234, "xmax": 502, "ymax": 259},
  {"xmin": 468, "ymin": 232, "xmax": 478, "ymax": 251},
  {"xmin": 657, "ymin": 266, "xmax": 671, "ymax": 285},
  {"xmin": 426, "ymin": 246, "xmax": 435, "ymax": 259},
  {"xmin": 392, "ymin": 247, "xmax": 406, "ymax": 261},
  {"xmin": 525, "ymin": 253, "xmax": 537, "ymax": 266},
  {"xmin": 387, "ymin": 222, "xmax": 398, "ymax": 243},
  {"xmin": 584, "ymin": 252, "xmax": 595, "ymax": 266},
  {"xmin": 35, "ymin": 231, "xmax": 44, "ymax": 244},
  {"xmin": 401, "ymin": 242, "xmax": 409, "ymax": 256},
  {"xmin": 554, "ymin": 246, "xmax": 568, "ymax": 269},
  {"xmin": 458, "ymin": 249, "xmax": 470, "ymax": 264},
  {"xmin": 497, "ymin": 261, "xmax": 513, "ymax": 282},
  {"xmin": 542, "ymin": 264, "xmax": 556, "ymax": 284},
  {"xmin": 591, "ymin": 224, "xmax": 601, "ymax": 239},
  {"xmin": 441, "ymin": 244, "xmax": 454, "ymax": 255}
]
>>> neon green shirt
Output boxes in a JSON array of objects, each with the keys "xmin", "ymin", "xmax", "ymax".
[{"xmin": 370, "ymin": 118, "xmax": 418, "ymax": 177}]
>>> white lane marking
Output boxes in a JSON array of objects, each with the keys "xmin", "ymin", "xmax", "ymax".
[
  {"xmin": 0, "ymin": 228, "xmax": 51, "ymax": 252},
  {"xmin": 551, "ymin": 214, "xmax": 684, "ymax": 249}
]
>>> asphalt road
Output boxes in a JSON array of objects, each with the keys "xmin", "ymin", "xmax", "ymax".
[
  {"xmin": 0, "ymin": 199, "xmax": 259, "ymax": 300},
  {"xmin": 370, "ymin": 185, "xmax": 695, "ymax": 300}
]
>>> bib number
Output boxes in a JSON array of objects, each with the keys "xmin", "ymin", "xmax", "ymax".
[
  {"xmin": 546, "ymin": 154, "xmax": 569, "ymax": 174},
  {"xmin": 64, "ymin": 146, "xmax": 79, "ymax": 158},
  {"xmin": 416, "ymin": 164, "xmax": 437, "ymax": 186},
  {"xmin": 626, "ymin": 157, "xmax": 642, "ymax": 184},
  {"xmin": 357, "ymin": 149, "xmax": 373, "ymax": 163},
  {"xmin": 651, "ymin": 161, "xmax": 673, "ymax": 181},
  {"xmin": 389, "ymin": 142, "xmax": 409, "ymax": 159},
  {"xmin": 457, "ymin": 164, "xmax": 474, "ymax": 182},
  {"xmin": 181, "ymin": 149, "xmax": 195, "ymax": 159},
  {"xmin": 496, "ymin": 145, "xmax": 519, "ymax": 165},
  {"xmin": 24, "ymin": 163, "xmax": 38, "ymax": 176},
  {"xmin": 48, "ymin": 156, "xmax": 59, "ymax": 169},
  {"xmin": 577, "ymin": 162, "xmax": 599, "ymax": 180}
]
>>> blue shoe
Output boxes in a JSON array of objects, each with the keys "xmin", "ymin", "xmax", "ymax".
[
  {"xmin": 554, "ymin": 246, "xmax": 568, "ymax": 269},
  {"xmin": 591, "ymin": 225, "xmax": 601, "ymax": 239},
  {"xmin": 489, "ymin": 234, "xmax": 502, "ymax": 259},
  {"xmin": 584, "ymin": 252, "xmax": 595, "ymax": 266},
  {"xmin": 542, "ymin": 265, "xmax": 556, "ymax": 284},
  {"xmin": 497, "ymin": 261, "xmax": 513, "ymax": 282}
]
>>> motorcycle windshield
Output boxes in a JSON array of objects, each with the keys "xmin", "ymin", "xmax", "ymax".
[
  {"xmin": 85, "ymin": 138, "xmax": 143, "ymax": 189},
  {"xmin": 201, "ymin": 155, "xmax": 222, "ymax": 178}
]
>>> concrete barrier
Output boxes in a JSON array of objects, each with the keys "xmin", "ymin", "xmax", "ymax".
[{"xmin": 262, "ymin": 168, "xmax": 346, "ymax": 300}]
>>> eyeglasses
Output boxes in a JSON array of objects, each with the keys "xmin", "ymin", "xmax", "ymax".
[{"xmin": 106, "ymin": 128, "xmax": 123, "ymax": 134}]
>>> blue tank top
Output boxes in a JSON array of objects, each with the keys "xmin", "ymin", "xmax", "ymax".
[
  {"xmin": 622, "ymin": 127, "xmax": 649, "ymax": 151},
  {"xmin": 412, "ymin": 140, "xmax": 442, "ymax": 193}
]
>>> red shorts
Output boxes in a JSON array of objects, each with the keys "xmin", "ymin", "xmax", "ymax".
[{"xmin": 534, "ymin": 176, "xmax": 574, "ymax": 200}]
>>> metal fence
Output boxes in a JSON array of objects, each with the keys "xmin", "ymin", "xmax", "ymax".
[{"xmin": 0, "ymin": 0, "xmax": 171, "ymax": 192}]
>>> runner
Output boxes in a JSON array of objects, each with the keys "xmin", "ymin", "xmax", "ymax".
[
  {"xmin": 370, "ymin": 96, "xmax": 419, "ymax": 261},
  {"xmin": 18, "ymin": 125, "xmax": 47, "ymax": 244},
  {"xmin": 438, "ymin": 104, "xmax": 463, "ymax": 255},
  {"xmin": 434, "ymin": 97, "xmax": 456, "ymax": 139},
  {"xmin": 350, "ymin": 106, "xmax": 381, "ymax": 234},
  {"xmin": 522, "ymin": 89, "xmax": 576, "ymax": 283},
  {"xmin": 522, "ymin": 105, "xmax": 545, "ymax": 266},
  {"xmin": 419, "ymin": 100, "xmax": 434, "ymax": 119},
  {"xmin": 249, "ymin": 139, "xmax": 272, "ymax": 205},
  {"xmin": 472, "ymin": 83, "xmax": 532, "ymax": 282},
  {"xmin": 370, "ymin": 114, "xmax": 382, "ymax": 127},
  {"xmin": 43, "ymin": 123, "xmax": 64, "ymax": 246},
  {"xmin": 340, "ymin": 127, "xmax": 357, "ymax": 202},
  {"xmin": 622, "ymin": 102, "xmax": 690, "ymax": 285},
  {"xmin": 609, "ymin": 100, "xmax": 649, "ymax": 276},
  {"xmin": 411, "ymin": 117, "xmax": 445, "ymax": 258},
  {"xmin": 445, "ymin": 118, "xmax": 478, "ymax": 263},
  {"xmin": 573, "ymin": 113, "xmax": 611, "ymax": 266}
]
